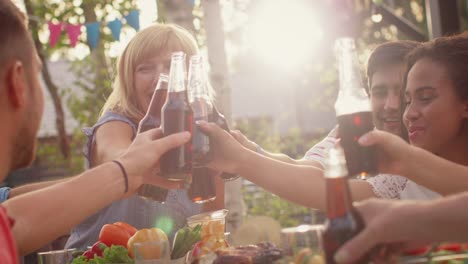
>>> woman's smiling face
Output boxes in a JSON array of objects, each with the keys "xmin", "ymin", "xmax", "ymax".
[{"xmin": 404, "ymin": 58, "xmax": 467, "ymax": 154}]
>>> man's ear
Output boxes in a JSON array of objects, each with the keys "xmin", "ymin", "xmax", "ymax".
[{"xmin": 6, "ymin": 61, "xmax": 27, "ymax": 109}]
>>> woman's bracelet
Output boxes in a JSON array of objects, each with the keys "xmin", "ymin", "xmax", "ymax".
[{"xmin": 112, "ymin": 160, "xmax": 129, "ymax": 193}]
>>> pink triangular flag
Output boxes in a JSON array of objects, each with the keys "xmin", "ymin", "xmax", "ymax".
[
  {"xmin": 65, "ymin": 24, "xmax": 82, "ymax": 47},
  {"xmin": 48, "ymin": 22, "xmax": 63, "ymax": 48}
]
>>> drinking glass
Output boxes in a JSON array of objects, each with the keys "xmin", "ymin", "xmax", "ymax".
[
  {"xmin": 280, "ymin": 224, "xmax": 325, "ymax": 262},
  {"xmin": 133, "ymin": 240, "xmax": 171, "ymax": 264},
  {"xmin": 37, "ymin": 248, "xmax": 75, "ymax": 264}
]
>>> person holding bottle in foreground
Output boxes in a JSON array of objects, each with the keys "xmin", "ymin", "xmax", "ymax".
[
  {"xmin": 197, "ymin": 32, "xmax": 468, "ymax": 210},
  {"xmin": 0, "ymin": 0, "xmax": 190, "ymax": 261},
  {"xmin": 66, "ymin": 23, "xmax": 225, "ymax": 250},
  {"xmin": 333, "ymin": 130, "xmax": 468, "ymax": 264}
]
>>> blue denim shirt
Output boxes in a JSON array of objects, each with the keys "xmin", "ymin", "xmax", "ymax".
[{"xmin": 65, "ymin": 111, "xmax": 201, "ymax": 250}]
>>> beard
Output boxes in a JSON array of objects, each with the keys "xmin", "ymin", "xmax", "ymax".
[
  {"xmin": 11, "ymin": 124, "xmax": 37, "ymax": 170},
  {"xmin": 10, "ymin": 71, "xmax": 43, "ymax": 170}
]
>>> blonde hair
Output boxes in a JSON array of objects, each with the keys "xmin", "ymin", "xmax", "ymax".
[{"xmin": 101, "ymin": 23, "xmax": 199, "ymax": 123}]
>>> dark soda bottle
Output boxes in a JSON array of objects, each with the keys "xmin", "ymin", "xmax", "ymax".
[
  {"xmin": 337, "ymin": 111, "xmax": 375, "ymax": 179},
  {"xmin": 137, "ymin": 74, "xmax": 169, "ymax": 202},
  {"xmin": 188, "ymin": 167, "xmax": 217, "ymax": 203},
  {"xmin": 334, "ymin": 38, "xmax": 376, "ymax": 179},
  {"xmin": 210, "ymin": 106, "xmax": 240, "ymax": 181},
  {"xmin": 322, "ymin": 146, "xmax": 367, "ymax": 264},
  {"xmin": 160, "ymin": 52, "xmax": 193, "ymax": 181},
  {"xmin": 188, "ymin": 55, "xmax": 213, "ymax": 167}
]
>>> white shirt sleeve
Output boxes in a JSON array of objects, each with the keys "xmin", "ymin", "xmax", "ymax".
[
  {"xmin": 366, "ymin": 174, "xmax": 408, "ymax": 199},
  {"xmin": 302, "ymin": 126, "xmax": 338, "ymax": 167}
]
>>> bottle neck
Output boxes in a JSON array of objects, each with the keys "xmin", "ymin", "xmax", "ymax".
[
  {"xmin": 168, "ymin": 55, "xmax": 186, "ymax": 93},
  {"xmin": 334, "ymin": 38, "xmax": 371, "ymax": 115},
  {"xmin": 336, "ymin": 38, "xmax": 362, "ymax": 92},
  {"xmin": 325, "ymin": 176, "xmax": 354, "ymax": 218}
]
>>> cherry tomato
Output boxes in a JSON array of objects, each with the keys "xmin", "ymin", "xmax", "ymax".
[
  {"xmin": 90, "ymin": 241, "xmax": 107, "ymax": 257},
  {"xmin": 82, "ymin": 250, "xmax": 94, "ymax": 260},
  {"xmin": 99, "ymin": 224, "xmax": 131, "ymax": 247}
]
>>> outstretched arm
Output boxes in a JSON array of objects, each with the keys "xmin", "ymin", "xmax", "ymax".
[
  {"xmin": 230, "ymin": 129, "xmax": 327, "ymax": 169},
  {"xmin": 199, "ymin": 121, "xmax": 376, "ymax": 211},
  {"xmin": 7, "ymin": 178, "xmax": 68, "ymax": 200},
  {"xmin": 4, "ymin": 129, "xmax": 190, "ymax": 255}
]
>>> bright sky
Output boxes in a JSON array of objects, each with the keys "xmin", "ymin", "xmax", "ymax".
[{"xmin": 246, "ymin": 0, "xmax": 323, "ymax": 72}]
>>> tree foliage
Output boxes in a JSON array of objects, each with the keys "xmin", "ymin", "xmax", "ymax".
[
  {"xmin": 234, "ymin": 117, "xmax": 323, "ymax": 227},
  {"xmin": 26, "ymin": 0, "xmax": 139, "ymax": 173}
]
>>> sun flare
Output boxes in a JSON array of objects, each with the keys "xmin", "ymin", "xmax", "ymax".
[{"xmin": 247, "ymin": 0, "xmax": 323, "ymax": 71}]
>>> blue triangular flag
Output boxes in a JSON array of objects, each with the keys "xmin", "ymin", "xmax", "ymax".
[
  {"xmin": 85, "ymin": 22, "xmax": 100, "ymax": 49},
  {"xmin": 108, "ymin": 19, "xmax": 122, "ymax": 41},
  {"xmin": 125, "ymin": 10, "xmax": 140, "ymax": 31},
  {"xmin": 187, "ymin": 0, "xmax": 195, "ymax": 6}
]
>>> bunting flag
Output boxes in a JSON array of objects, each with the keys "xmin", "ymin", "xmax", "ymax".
[
  {"xmin": 125, "ymin": 10, "xmax": 140, "ymax": 31},
  {"xmin": 65, "ymin": 24, "xmax": 81, "ymax": 47},
  {"xmin": 108, "ymin": 19, "xmax": 122, "ymax": 41},
  {"xmin": 187, "ymin": 0, "xmax": 195, "ymax": 6},
  {"xmin": 85, "ymin": 22, "xmax": 100, "ymax": 49},
  {"xmin": 45, "ymin": 8, "xmax": 142, "ymax": 48},
  {"xmin": 48, "ymin": 22, "xmax": 63, "ymax": 48}
]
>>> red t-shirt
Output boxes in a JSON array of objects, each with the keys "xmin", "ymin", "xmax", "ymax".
[{"xmin": 0, "ymin": 206, "xmax": 18, "ymax": 264}]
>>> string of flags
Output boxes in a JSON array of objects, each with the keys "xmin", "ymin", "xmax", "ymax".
[{"xmin": 47, "ymin": 10, "xmax": 140, "ymax": 49}]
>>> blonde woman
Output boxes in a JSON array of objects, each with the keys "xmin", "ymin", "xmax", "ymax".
[{"xmin": 65, "ymin": 23, "xmax": 224, "ymax": 249}]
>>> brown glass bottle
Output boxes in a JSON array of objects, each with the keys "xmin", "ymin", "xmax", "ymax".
[
  {"xmin": 137, "ymin": 74, "xmax": 169, "ymax": 202},
  {"xmin": 160, "ymin": 52, "xmax": 193, "ymax": 181},
  {"xmin": 188, "ymin": 167, "xmax": 216, "ymax": 203},
  {"xmin": 188, "ymin": 55, "xmax": 213, "ymax": 167},
  {"xmin": 322, "ymin": 146, "xmax": 367, "ymax": 264},
  {"xmin": 334, "ymin": 38, "xmax": 376, "ymax": 179}
]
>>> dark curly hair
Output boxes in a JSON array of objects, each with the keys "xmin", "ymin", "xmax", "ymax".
[{"xmin": 404, "ymin": 32, "xmax": 468, "ymax": 101}]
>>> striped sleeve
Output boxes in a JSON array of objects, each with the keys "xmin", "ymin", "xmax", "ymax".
[{"xmin": 303, "ymin": 126, "xmax": 338, "ymax": 167}]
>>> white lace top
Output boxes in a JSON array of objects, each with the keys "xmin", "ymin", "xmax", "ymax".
[{"xmin": 303, "ymin": 127, "xmax": 441, "ymax": 201}]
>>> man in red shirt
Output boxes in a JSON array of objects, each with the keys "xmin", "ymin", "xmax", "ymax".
[{"xmin": 0, "ymin": 0, "xmax": 190, "ymax": 262}]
